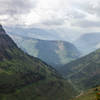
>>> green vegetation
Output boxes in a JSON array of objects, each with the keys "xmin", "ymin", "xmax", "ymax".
[
  {"xmin": 0, "ymin": 25, "xmax": 77, "ymax": 100},
  {"xmin": 74, "ymin": 87, "xmax": 100, "ymax": 100},
  {"xmin": 59, "ymin": 49, "xmax": 100, "ymax": 91}
]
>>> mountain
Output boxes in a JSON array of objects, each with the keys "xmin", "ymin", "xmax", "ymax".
[
  {"xmin": 5, "ymin": 26, "xmax": 70, "ymax": 41},
  {"xmin": 8, "ymin": 34, "xmax": 80, "ymax": 68},
  {"xmin": 74, "ymin": 33, "xmax": 100, "ymax": 55},
  {"xmin": 59, "ymin": 49, "xmax": 100, "ymax": 91},
  {"xmin": 0, "ymin": 24, "xmax": 77, "ymax": 100}
]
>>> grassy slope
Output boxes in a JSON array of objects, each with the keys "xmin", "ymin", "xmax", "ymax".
[
  {"xmin": 73, "ymin": 87, "xmax": 100, "ymax": 100},
  {"xmin": 59, "ymin": 49, "xmax": 100, "ymax": 91},
  {"xmin": 0, "ymin": 25, "xmax": 77, "ymax": 100}
]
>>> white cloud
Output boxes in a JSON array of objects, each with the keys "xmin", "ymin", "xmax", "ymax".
[{"xmin": 0, "ymin": 0, "xmax": 100, "ymax": 41}]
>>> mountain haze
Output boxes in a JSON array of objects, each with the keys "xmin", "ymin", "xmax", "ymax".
[
  {"xmin": 9, "ymin": 34, "xmax": 80, "ymax": 68},
  {"xmin": 74, "ymin": 33, "xmax": 100, "ymax": 55},
  {"xmin": 5, "ymin": 27, "xmax": 70, "ymax": 41}
]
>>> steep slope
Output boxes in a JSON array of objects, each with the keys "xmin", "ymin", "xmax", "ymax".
[
  {"xmin": 0, "ymin": 25, "xmax": 77, "ymax": 100},
  {"xmin": 60, "ymin": 49, "xmax": 100, "ymax": 91},
  {"xmin": 74, "ymin": 33, "xmax": 100, "ymax": 55},
  {"xmin": 9, "ymin": 34, "xmax": 80, "ymax": 68}
]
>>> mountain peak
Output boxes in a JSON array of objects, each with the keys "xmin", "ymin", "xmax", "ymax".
[
  {"xmin": 0, "ymin": 25, "xmax": 17, "ymax": 59},
  {"xmin": 0, "ymin": 24, "xmax": 2, "ymax": 28},
  {"xmin": 0, "ymin": 24, "xmax": 5, "ymax": 34}
]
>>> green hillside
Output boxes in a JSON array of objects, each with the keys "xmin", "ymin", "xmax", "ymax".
[
  {"xmin": 59, "ymin": 49, "xmax": 100, "ymax": 91},
  {"xmin": 9, "ymin": 34, "xmax": 80, "ymax": 68},
  {"xmin": 0, "ymin": 25, "xmax": 77, "ymax": 100}
]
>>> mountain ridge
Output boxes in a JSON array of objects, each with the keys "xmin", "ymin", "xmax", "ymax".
[
  {"xmin": 9, "ymin": 34, "xmax": 80, "ymax": 68},
  {"xmin": 0, "ymin": 24, "xmax": 77, "ymax": 100},
  {"xmin": 59, "ymin": 48, "xmax": 100, "ymax": 91},
  {"xmin": 74, "ymin": 33, "xmax": 100, "ymax": 55}
]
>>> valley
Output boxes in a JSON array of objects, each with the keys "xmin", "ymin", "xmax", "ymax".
[
  {"xmin": 1, "ymin": 24, "xmax": 100, "ymax": 100},
  {"xmin": 1, "ymin": 0, "xmax": 100, "ymax": 99},
  {"xmin": 8, "ymin": 34, "xmax": 80, "ymax": 68},
  {"xmin": 0, "ymin": 23, "xmax": 100, "ymax": 100},
  {"xmin": 0, "ymin": 25, "xmax": 77, "ymax": 100}
]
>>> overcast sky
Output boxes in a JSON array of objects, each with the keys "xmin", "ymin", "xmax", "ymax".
[{"xmin": 0, "ymin": 0, "xmax": 100, "ymax": 40}]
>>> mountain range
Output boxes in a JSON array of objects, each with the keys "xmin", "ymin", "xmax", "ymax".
[
  {"xmin": 74, "ymin": 33, "xmax": 100, "ymax": 55},
  {"xmin": 5, "ymin": 26, "xmax": 71, "ymax": 41},
  {"xmin": 8, "ymin": 34, "xmax": 80, "ymax": 68},
  {"xmin": 0, "ymin": 24, "xmax": 77, "ymax": 100},
  {"xmin": 1, "ymin": 24, "xmax": 100, "ymax": 100}
]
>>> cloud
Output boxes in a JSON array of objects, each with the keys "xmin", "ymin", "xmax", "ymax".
[
  {"xmin": 0, "ymin": 0, "xmax": 37, "ymax": 26},
  {"xmin": 72, "ymin": 20, "xmax": 100, "ymax": 28},
  {"xmin": 0, "ymin": 0, "xmax": 36, "ymax": 15},
  {"xmin": 0, "ymin": 0, "xmax": 100, "ymax": 41},
  {"xmin": 81, "ymin": 0, "xmax": 100, "ymax": 16}
]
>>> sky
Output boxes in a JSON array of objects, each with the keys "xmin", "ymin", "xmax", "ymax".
[{"xmin": 0, "ymin": 0, "xmax": 100, "ymax": 41}]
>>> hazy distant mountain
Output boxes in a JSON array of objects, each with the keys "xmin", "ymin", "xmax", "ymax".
[
  {"xmin": 9, "ymin": 34, "xmax": 80, "ymax": 68},
  {"xmin": 74, "ymin": 33, "xmax": 100, "ymax": 55},
  {"xmin": 59, "ymin": 48, "xmax": 100, "ymax": 90},
  {"xmin": 0, "ymin": 25, "xmax": 77, "ymax": 100},
  {"xmin": 5, "ymin": 26, "xmax": 72, "ymax": 41}
]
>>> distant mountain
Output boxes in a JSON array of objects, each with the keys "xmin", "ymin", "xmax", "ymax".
[
  {"xmin": 0, "ymin": 25, "xmax": 77, "ymax": 100},
  {"xmin": 9, "ymin": 34, "xmax": 80, "ymax": 68},
  {"xmin": 59, "ymin": 49, "xmax": 100, "ymax": 91},
  {"xmin": 74, "ymin": 33, "xmax": 100, "ymax": 55},
  {"xmin": 5, "ymin": 26, "xmax": 71, "ymax": 41}
]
